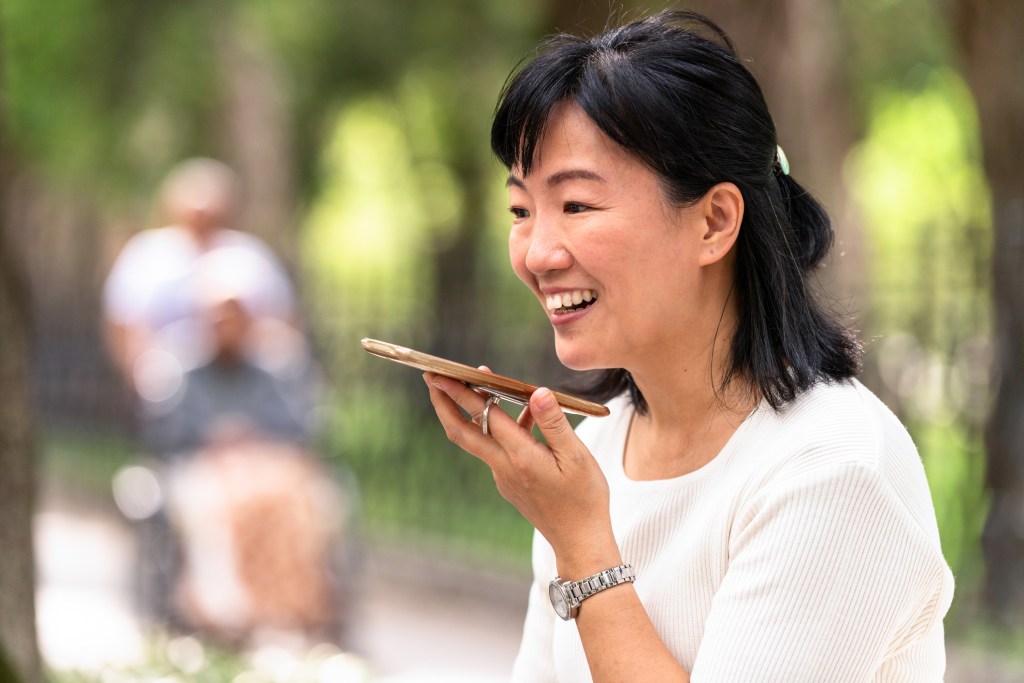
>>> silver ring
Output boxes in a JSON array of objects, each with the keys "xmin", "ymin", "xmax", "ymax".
[{"xmin": 481, "ymin": 396, "xmax": 501, "ymax": 436}]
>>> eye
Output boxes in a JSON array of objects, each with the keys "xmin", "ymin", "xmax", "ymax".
[
  {"xmin": 564, "ymin": 202, "xmax": 590, "ymax": 214},
  {"xmin": 509, "ymin": 207, "xmax": 530, "ymax": 220}
]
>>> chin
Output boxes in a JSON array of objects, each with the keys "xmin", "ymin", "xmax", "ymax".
[{"xmin": 553, "ymin": 336, "xmax": 602, "ymax": 372}]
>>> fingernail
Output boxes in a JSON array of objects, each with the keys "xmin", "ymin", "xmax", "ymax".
[{"xmin": 535, "ymin": 387, "xmax": 554, "ymax": 410}]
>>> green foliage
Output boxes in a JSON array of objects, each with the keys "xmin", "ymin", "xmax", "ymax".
[
  {"xmin": 0, "ymin": 642, "xmax": 22, "ymax": 683},
  {"xmin": 1, "ymin": 0, "xmax": 221, "ymax": 200},
  {"xmin": 839, "ymin": 0, "xmax": 953, "ymax": 117},
  {"xmin": 913, "ymin": 421, "xmax": 987, "ymax": 587},
  {"xmin": 302, "ymin": 96, "xmax": 434, "ymax": 335},
  {"xmin": 848, "ymin": 67, "xmax": 992, "ymax": 595},
  {"xmin": 42, "ymin": 431, "xmax": 135, "ymax": 499},
  {"xmin": 850, "ymin": 67, "xmax": 990, "ymax": 353}
]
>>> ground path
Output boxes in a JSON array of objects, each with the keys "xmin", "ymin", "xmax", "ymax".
[{"xmin": 35, "ymin": 487, "xmax": 528, "ymax": 681}]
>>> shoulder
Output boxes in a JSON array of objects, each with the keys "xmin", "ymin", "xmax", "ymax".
[
  {"xmin": 212, "ymin": 230, "xmax": 282, "ymax": 261},
  {"xmin": 104, "ymin": 228, "xmax": 192, "ymax": 314},
  {"xmin": 116, "ymin": 226, "xmax": 190, "ymax": 256},
  {"xmin": 203, "ymin": 232, "xmax": 294, "ymax": 290},
  {"xmin": 107, "ymin": 227, "xmax": 196, "ymax": 278},
  {"xmin": 731, "ymin": 380, "xmax": 949, "ymax": 571},
  {"xmin": 758, "ymin": 378, "xmax": 913, "ymax": 471},
  {"xmin": 738, "ymin": 378, "xmax": 943, "ymax": 547}
]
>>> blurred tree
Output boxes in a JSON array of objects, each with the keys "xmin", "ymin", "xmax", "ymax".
[
  {"xmin": 0, "ymin": 645, "xmax": 23, "ymax": 683},
  {"xmin": 286, "ymin": 0, "xmax": 543, "ymax": 366},
  {"xmin": 953, "ymin": 0, "xmax": 1024, "ymax": 626},
  {"xmin": 547, "ymin": 0, "xmax": 614, "ymax": 34},
  {"xmin": 217, "ymin": 5, "xmax": 298, "ymax": 264},
  {"xmin": 0, "ymin": 13, "xmax": 41, "ymax": 683}
]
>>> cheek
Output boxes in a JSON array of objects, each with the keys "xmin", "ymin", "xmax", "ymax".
[{"xmin": 508, "ymin": 232, "xmax": 535, "ymax": 289}]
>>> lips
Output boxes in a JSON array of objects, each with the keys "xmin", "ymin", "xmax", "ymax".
[{"xmin": 544, "ymin": 288, "xmax": 598, "ymax": 315}]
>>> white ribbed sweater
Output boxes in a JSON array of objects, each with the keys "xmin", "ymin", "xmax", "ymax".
[{"xmin": 511, "ymin": 379, "xmax": 954, "ymax": 682}]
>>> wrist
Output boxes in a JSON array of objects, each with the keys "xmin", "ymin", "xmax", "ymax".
[{"xmin": 555, "ymin": 532, "xmax": 622, "ymax": 581}]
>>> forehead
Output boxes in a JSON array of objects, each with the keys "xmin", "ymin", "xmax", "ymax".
[{"xmin": 510, "ymin": 101, "xmax": 640, "ymax": 182}]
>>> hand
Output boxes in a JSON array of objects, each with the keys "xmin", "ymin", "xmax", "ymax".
[{"xmin": 423, "ymin": 371, "xmax": 619, "ymax": 573}]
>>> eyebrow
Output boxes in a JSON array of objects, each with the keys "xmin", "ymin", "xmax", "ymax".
[{"xmin": 505, "ymin": 168, "xmax": 607, "ymax": 190}]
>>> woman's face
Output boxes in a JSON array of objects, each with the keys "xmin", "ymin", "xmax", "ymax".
[{"xmin": 507, "ymin": 102, "xmax": 715, "ymax": 372}]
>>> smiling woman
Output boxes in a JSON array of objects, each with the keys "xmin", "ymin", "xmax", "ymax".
[{"xmin": 422, "ymin": 10, "xmax": 954, "ymax": 683}]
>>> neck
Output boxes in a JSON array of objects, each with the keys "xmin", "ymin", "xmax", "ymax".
[
  {"xmin": 623, "ymin": 290, "xmax": 758, "ymax": 480},
  {"xmin": 212, "ymin": 349, "xmax": 246, "ymax": 368},
  {"xmin": 176, "ymin": 221, "xmax": 217, "ymax": 250}
]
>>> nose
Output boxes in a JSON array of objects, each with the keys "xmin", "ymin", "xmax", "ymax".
[{"xmin": 522, "ymin": 219, "xmax": 573, "ymax": 275}]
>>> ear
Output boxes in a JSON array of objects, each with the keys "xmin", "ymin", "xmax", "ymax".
[{"xmin": 697, "ymin": 182, "xmax": 743, "ymax": 267}]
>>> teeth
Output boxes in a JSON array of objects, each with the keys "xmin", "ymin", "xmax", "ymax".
[{"xmin": 545, "ymin": 289, "xmax": 598, "ymax": 312}]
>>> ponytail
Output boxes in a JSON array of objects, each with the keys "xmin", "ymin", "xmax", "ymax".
[
  {"xmin": 722, "ymin": 170, "xmax": 861, "ymax": 410},
  {"xmin": 776, "ymin": 172, "xmax": 834, "ymax": 274}
]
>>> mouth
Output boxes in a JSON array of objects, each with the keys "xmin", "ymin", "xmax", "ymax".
[{"xmin": 544, "ymin": 289, "xmax": 598, "ymax": 316}]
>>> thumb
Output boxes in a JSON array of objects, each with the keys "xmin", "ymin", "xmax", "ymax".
[{"xmin": 531, "ymin": 388, "xmax": 574, "ymax": 450}]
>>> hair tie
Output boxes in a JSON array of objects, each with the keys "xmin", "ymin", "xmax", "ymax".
[{"xmin": 774, "ymin": 145, "xmax": 790, "ymax": 176}]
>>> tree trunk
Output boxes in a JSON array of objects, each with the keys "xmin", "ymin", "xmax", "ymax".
[
  {"xmin": 547, "ymin": 0, "xmax": 614, "ymax": 35},
  {"xmin": 953, "ymin": 0, "xmax": 1024, "ymax": 626},
  {"xmin": 217, "ymin": 9, "xmax": 298, "ymax": 271},
  {"xmin": 0, "ymin": 17, "xmax": 42, "ymax": 683}
]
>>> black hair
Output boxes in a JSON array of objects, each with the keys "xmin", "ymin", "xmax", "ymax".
[{"xmin": 491, "ymin": 10, "xmax": 861, "ymax": 412}]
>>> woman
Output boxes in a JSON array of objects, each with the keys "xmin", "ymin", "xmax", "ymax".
[{"xmin": 424, "ymin": 11, "xmax": 953, "ymax": 682}]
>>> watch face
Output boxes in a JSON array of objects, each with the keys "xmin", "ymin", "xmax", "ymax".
[{"xmin": 549, "ymin": 581, "xmax": 570, "ymax": 620}]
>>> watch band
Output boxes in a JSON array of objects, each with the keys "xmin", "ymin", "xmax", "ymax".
[
  {"xmin": 568, "ymin": 564, "xmax": 636, "ymax": 604},
  {"xmin": 550, "ymin": 564, "xmax": 635, "ymax": 620}
]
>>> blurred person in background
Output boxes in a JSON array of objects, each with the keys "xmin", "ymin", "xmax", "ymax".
[
  {"xmin": 104, "ymin": 159, "xmax": 348, "ymax": 647},
  {"xmin": 114, "ymin": 275, "xmax": 347, "ymax": 648},
  {"xmin": 424, "ymin": 11, "xmax": 954, "ymax": 682},
  {"xmin": 102, "ymin": 157, "xmax": 304, "ymax": 405}
]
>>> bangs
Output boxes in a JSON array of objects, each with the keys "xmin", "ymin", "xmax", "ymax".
[
  {"xmin": 490, "ymin": 33, "xmax": 712, "ymax": 192},
  {"xmin": 490, "ymin": 13, "xmax": 739, "ymax": 180},
  {"xmin": 491, "ymin": 38, "xmax": 593, "ymax": 174}
]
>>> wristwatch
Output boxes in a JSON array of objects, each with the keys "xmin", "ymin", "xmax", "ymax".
[{"xmin": 548, "ymin": 564, "xmax": 636, "ymax": 621}]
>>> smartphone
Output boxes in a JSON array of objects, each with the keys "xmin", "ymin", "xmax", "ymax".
[{"xmin": 360, "ymin": 338, "xmax": 610, "ymax": 417}]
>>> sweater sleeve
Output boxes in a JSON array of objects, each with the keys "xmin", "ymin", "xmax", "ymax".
[
  {"xmin": 510, "ymin": 529, "xmax": 559, "ymax": 682},
  {"xmin": 102, "ymin": 233, "xmax": 155, "ymax": 325},
  {"xmin": 690, "ymin": 461, "xmax": 951, "ymax": 683}
]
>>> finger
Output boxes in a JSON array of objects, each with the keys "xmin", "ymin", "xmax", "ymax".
[
  {"xmin": 530, "ymin": 387, "xmax": 576, "ymax": 452},
  {"xmin": 517, "ymin": 404, "xmax": 537, "ymax": 433},
  {"xmin": 428, "ymin": 372, "xmax": 492, "ymax": 423},
  {"xmin": 423, "ymin": 372, "xmax": 487, "ymax": 425},
  {"xmin": 423, "ymin": 374, "xmax": 505, "ymax": 466}
]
